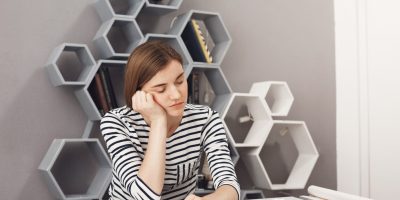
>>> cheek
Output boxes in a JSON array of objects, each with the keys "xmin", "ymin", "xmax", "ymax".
[{"xmin": 152, "ymin": 94, "xmax": 167, "ymax": 107}]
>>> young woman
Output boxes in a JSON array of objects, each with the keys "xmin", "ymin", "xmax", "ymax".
[{"xmin": 100, "ymin": 41, "xmax": 240, "ymax": 200}]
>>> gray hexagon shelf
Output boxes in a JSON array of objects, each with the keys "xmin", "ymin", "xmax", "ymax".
[
  {"xmin": 142, "ymin": 0, "xmax": 183, "ymax": 15},
  {"xmin": 95, "ymin": 0, "xmax": 145, "ymax": 21},
  {"xmin": 75, "ymin": 59, "xmax": 127, "ymax": 121},
  {"xmin": 45, "ymin": 43, "xmax": 96, "ymax": 87},
  {"xmin": 168, "ymin": 10, "xmax": 232, "ymax": 66},
  {"xmin": 93, "ymin": 17, "xmax": 144, "ymax": 59},
  {"xmin": 240, "ymin": 120, "xmax": 318, "ymax": 190},
  {"xmin": 250, "ymin": 81, "xmax": 294, "ymax": 117},
  {"xmin": 189, "ymin": 64, "xmax": 233, "ymax": 115},
  {"xmin": 82, "ymin": 120, "xmax": 108, "ymax": 153},
  {"xmin": 221, "ymin": 93, "xmax": 273, "ymax": 147},
  {"xmin": 144, "ymin": 33, "xmax": 193, "ymax": 77},
  {"xmin": 38, "ymin": 138, "xmax": 112, "ymax": 200}
]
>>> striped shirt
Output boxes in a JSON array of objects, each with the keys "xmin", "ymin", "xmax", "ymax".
[{"xmin": 100, "ymin": 104, "xmax": 240, "ymax": 200}]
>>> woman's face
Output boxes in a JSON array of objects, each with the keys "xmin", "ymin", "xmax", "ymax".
[{"xmin": 141, "ymin": 59, "xmax": 188, "ymax": 117}]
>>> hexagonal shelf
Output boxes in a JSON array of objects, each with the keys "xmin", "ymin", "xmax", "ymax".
[
  {"xmin": 94, "ymin": 0, "xmax": 145, "ymax": 21},
  {"xmin": 82, "ymin": 120, "xmax": 108, "ymax": 153},
  {"xmin": 240, "ymin": 120, "xmax": 318, "ymax": 190},
  {"xmin": 75, "ymin": 59, "xmax": 127, "ymax": 120},
  {"xmin": 45, "ymin": 43, "xmax": 96, "ymax": 87},
  {"xmin": 221, "ymin": 93, "xmax": 273, "ymax": 147},
  {"xmin": 240, "ymin": 189, "xmax": 264, "ymax": 200},
  {"xmin": 250, "ymin": 81, "xmax": 294, "ymax": 117},
  {"xmin": 142, "ymin": 0, "xmax": 183, "ymax": 15},
  {"xmin": 168, "ymin": 10, "xmax": 232, "ymax": 66},
  {"xmin": 38, "ymin": 138, "xmax": 112, "ymax": 200},
  {"xmin": 93, "ymin": 17, "xmax": 144, "ymax": 59},
  {"xmin": 188, "ymin": 64, "xmax": 232, "ymax": 115},
  {"xmin": 144, "ymin": 33, "xmax": 193, "ymax": 77}
]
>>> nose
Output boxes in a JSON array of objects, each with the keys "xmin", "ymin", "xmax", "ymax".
[{"xmin": 169, "ymin": 85, "xmax": 181, "ymax": 100}]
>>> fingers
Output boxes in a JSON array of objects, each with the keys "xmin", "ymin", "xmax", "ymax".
[{"xmin": 132, "ymin": 91, "xmax": 154, "ymax": 111}]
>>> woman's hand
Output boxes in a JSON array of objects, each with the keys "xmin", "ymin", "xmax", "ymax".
[
  {"xmin": 131, "ymin": 90, "xmax": 166, "ymax": 125},
  {"xmin": 184, "ymin": 194, "xmax": 202, "ymax": 200}
]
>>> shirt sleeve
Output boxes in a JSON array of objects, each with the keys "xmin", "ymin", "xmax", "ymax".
[
  {"xmin": 100, "ymin": 111, "xmax": 161, "ymax": 200},
  {"xmin": 201, "ymin": 108, "xmax": 241, "ymax": 199}
]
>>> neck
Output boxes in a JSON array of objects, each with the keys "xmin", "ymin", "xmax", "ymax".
[{"xmin": 166, "ymin": 114, "xmax": 183, "ymax": 137}]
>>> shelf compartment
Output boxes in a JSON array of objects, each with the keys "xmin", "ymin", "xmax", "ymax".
[
  {"xmin": 82, "ymin": 120, "xmax": 108, "ymax": 153},
  {"xmin": 221, "ymin": 93, "xmax": 273, "ymax": 147},
  {"xmin": 38, "ymin": 138, "xmax": 112, "ymax": 200},
  {"xmin": 93, "ymin": 17, "xmax": 144, "ymax": 59},
  {"xmin": 94, "ymin": 0, "xmax": 145, "ymax": 21},
  {"xmin": 142, "ymin": 0, "xmax": 183, "ymax": 15},
  {"xmin": 188, "ymin": 64, "xmax": 232, "ymax": 115},
  {"xmin": 46, "ymin": 43, "xmax": 96, "ymax": 87},
  {"xmin": 168, "ymin": 10, "xmax": 231, "ymax": 66},
  {"xmin": 75, "ymin": 59, "xmax": 127, "ymax": 120},
  {"xmin": 144, "ymin": 33, "xmax": 193, "ymax": 77},
  {"xmin": 250, "ymin": 81, "xmax": 294, "ymax": 117},
  {"xmin": 241, "ymin": 120, "xmax": 319, "ymax": 190}
]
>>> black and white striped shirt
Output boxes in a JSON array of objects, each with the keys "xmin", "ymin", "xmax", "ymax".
[{"xmin": 100, "ymin": 104, "xmax": 240, "ymax": 200}]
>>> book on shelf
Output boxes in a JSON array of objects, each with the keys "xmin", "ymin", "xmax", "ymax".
[
  {"xmin": 92, "ymin": 72, "xmax": 109, "ymax": 115},
  {"xmin": 181, "ymin": 19, "xmax": 207, "ymax": 63},
  {"xmin": 191, "ymin": 70, "xmax": 201, "ymax": 104},
  {"xmin": 99, "ymin": 67, "xmax": 118, "ymax": 110},
  {"xmin": 193, "ymin": 19, "xmax": 214, "ymax": 63}
]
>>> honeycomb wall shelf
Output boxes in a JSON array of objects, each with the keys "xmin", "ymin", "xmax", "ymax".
[
  {"xmin": 190, "ymin": 63, "xmax": 233, "ymax": 114},
  {"xmin": 93, "ymin": 17, "xmax": 144, "ymax": 59},
  {"xmin": 168, "ymin": 10, "xmax": 232, "ymax": 66},
  {"xmin": 38, "ymin": 138, "xmax": 112, "ymax": 200},
  {"xmin": 45, "ymin": 43, "xmax": 96, "ymax": 87},
  {"xmin": 75, "ymin": 59, "xmax": 127, "ymax": 121},
  {"xmin": 142, "ymin": 0, "xmax": 183, "ymax": 15},
  {"xmin": 250, "ymin": 81, "xmax": 294, "ymax": 117},
  {"xmin": 94, "ymin": 0, "xmax": 145, "ymax": 21},
  {"xmin": 240, "ymin": 120, "xmax": 319, "ymax": 190},
  {"xmin": 221, "ymin": 93, "xmax": 273, "ymax": 147}
]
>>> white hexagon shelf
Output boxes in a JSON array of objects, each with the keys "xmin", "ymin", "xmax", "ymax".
[
  {"xmin": 94, "ymin": 0, "xmax": 145, "ymax": 21},
  {"xmin": 45, "ymin": 43, "xmax": 96, "ymax": 87},
  {"xmin": 144, "ymin": 33, "xmax": 193, "ymax": 77},
  {"xmin": 75, "ymin": 59, "xmax": 127, "ymax": 120},
  {"xmin": 142, "ymin": 0, "xmax": 183, "ymax": 15},
  {"xmin": 93, "ymin": 17, "xmax": 144, "ymax": 59},
  {"xmin": 168, "ymin": 10, "xmax": 231, "ymax": 66},
  {"xmin": 240, "ymin": 120, "xmax": 318, "ymax": 190},
  {"xmin": 38, "ymin": 138, "xmax": 112, "ymax": 200},
  {"xmin": 250, "ymin": 81, "xmax": 294, "ymax": 117},
  {"xmin": 221, "ymin": 93, "xmax": 273, "ymax": 147},
  {"xmin": 189, "ymin": 64, "xmax": 233, "ymax": 115}
]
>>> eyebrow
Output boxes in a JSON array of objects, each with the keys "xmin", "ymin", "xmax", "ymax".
[{"xmin": 151, "ymin": 72, "xmax": 184, "ymax": 88}]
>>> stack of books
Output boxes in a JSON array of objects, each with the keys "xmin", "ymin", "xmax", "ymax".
[{"xmin": 88, "ymin": 67, "xmax": 119, "ymax": 116}]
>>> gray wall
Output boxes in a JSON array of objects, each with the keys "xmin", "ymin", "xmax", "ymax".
[{"xmin": 0, "ymin": 0, "xmax": 335, "ymax": 199}]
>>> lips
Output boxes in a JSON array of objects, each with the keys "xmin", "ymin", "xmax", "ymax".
[{"xmin": 170, "ymin": 102, "xmax": 184, "ymax": 107}]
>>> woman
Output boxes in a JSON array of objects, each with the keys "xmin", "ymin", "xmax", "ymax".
[{"xmin": 100, "ymin": 40, "xmax": 240, "ymax": 200}]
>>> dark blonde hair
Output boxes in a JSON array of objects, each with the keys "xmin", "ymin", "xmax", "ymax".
[{"xmin": 124, "ymin": 40, "xmax": 183, "ymax": 108}]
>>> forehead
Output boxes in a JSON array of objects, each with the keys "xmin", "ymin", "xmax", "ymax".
[{"xmin": 147, "ymin": 60, "xmax": 184, "ymax": 84}]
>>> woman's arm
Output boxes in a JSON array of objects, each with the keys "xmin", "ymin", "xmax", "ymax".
[
  {"xmin": 185, "ymin": 185, "xmax": 238, "ymax": 200},
  {"xmin": 133, "ymin": 91, "xmax": 168, "ymax": 194},
  {"xmin": 196, "ymin": 109, "xmax": 240, "ymax": 200}
]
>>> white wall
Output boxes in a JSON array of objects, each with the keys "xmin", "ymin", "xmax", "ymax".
[{"xmin": 335, "ymin": 0, "xmax": 400, "ymax": 199}]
